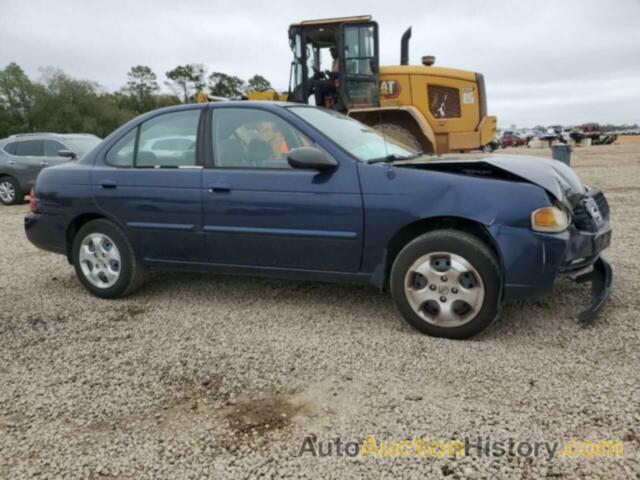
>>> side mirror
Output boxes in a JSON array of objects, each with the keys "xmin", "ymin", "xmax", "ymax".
[
  {"xmin": 57, "ymin": 149, "xmax": 76, "ymax": 159},
  {"xmin": 287, "ymin": 147, "xmax": 338, "ymax": 171}
]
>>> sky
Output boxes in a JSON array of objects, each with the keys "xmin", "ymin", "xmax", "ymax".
[{"xmin": 1, "ymin": 0, "xmax": 639, "ymax": 128}]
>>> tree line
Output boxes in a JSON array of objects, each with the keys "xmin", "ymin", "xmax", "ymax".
[{"xmin": 0, "ymin": 62, "xmax": 274, "ymax": 139}]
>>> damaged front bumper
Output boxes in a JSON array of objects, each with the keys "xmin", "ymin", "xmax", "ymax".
[
  {"xmin": 557, "ymin": 191, "xmax": 613, "ymax": 323},
  {"xmin": 573, "ymin": 256, "xmax": 613, "ymax": 323},
  {"xmin": 496, "ymin": 193, "xmax": 613, "ymax": 322}
]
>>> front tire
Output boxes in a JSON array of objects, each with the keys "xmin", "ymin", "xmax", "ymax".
[
  {"xmin": 390, "ymin": 230, "xmax": 501, "ymax": 339},
  {"xmin": 72, "ymin": 219, "xmax": 146, "ymax": 299},
  {"xmin": 0, "ymin": 177, "xmax": 22, "ymax": 205}
]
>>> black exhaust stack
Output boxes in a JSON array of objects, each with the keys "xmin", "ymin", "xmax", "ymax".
[{"xmin": 400, "ymin": 27, "xmax": 412, "ymax": 65}]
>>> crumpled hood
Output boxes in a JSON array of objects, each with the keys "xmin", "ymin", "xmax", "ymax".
[{"xmin": 399, "ymin": 154, "xmax": 585, "ymax": 207}]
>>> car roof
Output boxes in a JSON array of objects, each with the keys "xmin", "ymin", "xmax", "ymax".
[
  {"xmin": 3, "ymin": 132, "xmax": 99, "ymax": 141},
  {"xmin": 134, "ymin": 101, "xmax": 306, "ymax": 119},
  {"xmin": 208, "ymin": 100, "xmax": 301, "ymax": 109}
]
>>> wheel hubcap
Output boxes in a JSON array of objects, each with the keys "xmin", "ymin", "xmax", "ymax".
[
  {"xmin": 78, "ymin": 233, "xmax": 121, "ymax": 288},
  {"xmin": 0, "ymin": 181, "xmax": 15, "ymax": 203},
  {"xmin": 404, "ymin": 251, "xmax": 485, "ymax": 327}
]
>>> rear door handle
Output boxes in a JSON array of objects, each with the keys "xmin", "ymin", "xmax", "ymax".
[
  {"xmin": 208, "ymin": 182, "xmax": 231, "ymax": 193},
  {"xmin": 8, "ymin": 160, "xmax": 15, "ymax": 165},
  {"xmin": 40, "ymin": 161, "xmax": 49, "ymax": 166},
  {"xmin": 100, "ymin": 180, "xmax": 117, "ymax": 189}
]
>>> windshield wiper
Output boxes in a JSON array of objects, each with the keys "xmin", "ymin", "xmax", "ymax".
[{"xmin": 368, "ymin": 152, "xmax": 425, "ymax": 164}]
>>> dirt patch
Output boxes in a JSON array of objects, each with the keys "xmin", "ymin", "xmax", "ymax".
[{"xmin": 224, "ymin": 395, "xmax": 306, "ymax": 436}]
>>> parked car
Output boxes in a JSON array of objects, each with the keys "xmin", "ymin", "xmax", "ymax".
[
  {"xmin": 25, "ymin": 103, "xmax": 612, "ymax": 339},
  {"xmin": 0, "ymin": 133, "xmax": 101, "ymax": 205},
  {"xmin": 500, "ymin": 131, "xmax": 527, "ymax": 148},
  {"xmin": 519, "ymin": 129, "xmax": 537, "ymax": 142}
]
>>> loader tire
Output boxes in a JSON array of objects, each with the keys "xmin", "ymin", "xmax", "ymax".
[{"xmin": 372, "ymin": 123, "xmax": 422, "ymax": 152}]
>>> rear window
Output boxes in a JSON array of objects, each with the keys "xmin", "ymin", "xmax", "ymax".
[{"xmin": 15, "ymin": 140, "xmax": 44, "ymax": 156}]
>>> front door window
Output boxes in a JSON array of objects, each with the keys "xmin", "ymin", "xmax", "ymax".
[{"xmin": 212, "ymin": 108, "xmax": 313, "ymax": 169}]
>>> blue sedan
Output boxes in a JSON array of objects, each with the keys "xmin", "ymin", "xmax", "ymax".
[{"xmin": 25, "ymin": 102, "xmax": 612, "ymax": 338}]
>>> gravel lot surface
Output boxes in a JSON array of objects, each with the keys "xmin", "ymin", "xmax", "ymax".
[{"xmin": 1, "ymin": 143, "xmax": 639, "ymax": 479}]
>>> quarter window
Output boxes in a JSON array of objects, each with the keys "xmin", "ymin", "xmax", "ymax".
[
  {"xmin": 212, "ymin": 108, "xmax": 313, "ymax": 169},
  {"xmin": 3, "ymin": 142, "xmax": 17, "ymax": 155},
  {"xmin": 15, "ymin": 140, "xmax": 44, "ymax": 156}
]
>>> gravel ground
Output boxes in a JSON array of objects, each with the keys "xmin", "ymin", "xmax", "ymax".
[{"xmin": 1, "ymin": 143, "xmax": 639, "ymax": 479}]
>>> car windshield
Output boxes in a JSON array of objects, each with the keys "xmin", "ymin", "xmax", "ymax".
[
  {"xmin": 63, "ymin": 137, "xmax": 101, "ymax": 157},
  {"xmin": 288, "ymin": 107, "xmax": 419, "ymax": 163}
]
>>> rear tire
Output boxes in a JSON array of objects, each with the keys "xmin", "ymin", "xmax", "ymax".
[
  {"xmin": 390, "ymin": 229, "xmax": 501, "ymax": 339},
  {"xmin": 72, "ymin": 219, "xmax": 147, "ymax": 299},
  {"xmin": 0, "ymin": 177, "xmax": 22, "ymax": 205},
  {"xmin": 372, "ymin": 123, "xmax": 422, "ymax": 152}
]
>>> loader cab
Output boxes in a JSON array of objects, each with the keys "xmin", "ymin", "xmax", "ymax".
[{"xmin": 288, "ymin": 16, "xmax": 379, "ymax": 111}]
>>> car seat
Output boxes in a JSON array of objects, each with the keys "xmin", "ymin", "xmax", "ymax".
[
  {"xmin": 219, "ymin": 138, "xmax": 247, "ymax": 167},
  {"xmin": 247, "ymin": 139, "xmax": 272, "ymax": 167}
]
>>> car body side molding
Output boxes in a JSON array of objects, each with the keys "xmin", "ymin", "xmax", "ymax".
[
  {"xmin": 127, "ymin": 222, "xmax": 196, "ymax": 231},
  {"xmin": 202, "ymin": 224, "xmax": 358, "ymax": 239}
]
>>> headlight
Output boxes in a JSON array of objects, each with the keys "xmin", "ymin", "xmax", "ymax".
[{"xmin": 531, "ymin": 206, "xmax": 570, "ymax": 233}]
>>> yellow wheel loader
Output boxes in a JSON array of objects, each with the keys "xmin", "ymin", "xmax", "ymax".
[{"xmin": 247, "ymin": 15, "xmax": 497, "ymax": 154}]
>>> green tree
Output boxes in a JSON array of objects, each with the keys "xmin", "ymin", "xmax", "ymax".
[
  {"xmin": 30, "ymin": 68, "xmax": 134, "ymax": 138},
  {"xmin": 208, "ymin": 72, "xmax": 245, "ymax": 98},
  {"xmin": 165, "ymin": 64, "xmax": 206, "ymax": 103},
  {"xmin": 0, "ymin": 62, "xmax": 36, "ymax": 133},
  {"xmin": 0, "ymin": 104, "xmax": 11, "ymax": 138},
  {"xmin": 125, "ymin": 65, "xmax": 159, "ymax": 112},
  {"xmin": 246, "ymin": 74, "xmax": 272, "ymax": 93}
]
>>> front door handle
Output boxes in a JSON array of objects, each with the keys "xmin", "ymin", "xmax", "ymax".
[
  {"xmin": 208, "ymin": 182, "xmax": 231, "ymax": 193},
  {"xmin": 8, "ymin": 160, "xmax": 16, "ymax": 165},
  {"xmin": 40, "ymin": 161, "xmax": 49, "ymax": 166},
  {"xmin": 100, "ymin": 180, "xmax": 117, "ymax": 189}
]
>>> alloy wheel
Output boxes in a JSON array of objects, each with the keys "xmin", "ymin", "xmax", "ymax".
[{"xmin": 0, "ymin": 181, "xmax": 16, "ymax": 203}]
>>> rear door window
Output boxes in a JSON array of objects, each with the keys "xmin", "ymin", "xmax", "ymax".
[
  {"xmin": 15, "ymin": 140, "xmax": 44, "ymax": 156},
  {"xmin": 104, "ymin": 110, "xmax": 201, "ymax": 168},
  {"xmin": 137, "ymin": 110, "xmax": 200, "ymax": 167}
]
